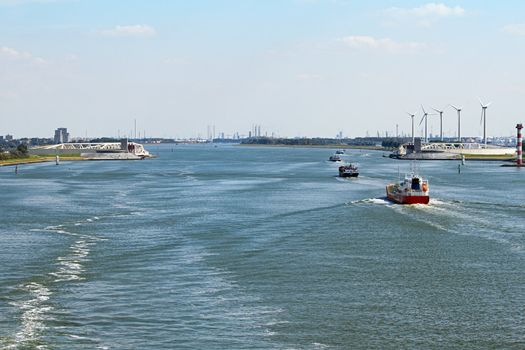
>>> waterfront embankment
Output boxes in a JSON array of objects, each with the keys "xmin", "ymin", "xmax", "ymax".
[
  {"xmin": 239, "ymin": 143, "xmax": 388, "ymax": 151},
  {"xmin": 0, "ymin": 154, "xmax": 84, "ymax": 167}
]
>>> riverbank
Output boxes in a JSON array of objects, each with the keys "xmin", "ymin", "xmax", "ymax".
[
  {"xmin": 0, "ymin": 154, "xmax": 85, "ymax": 167},
  {"xmin": 239, "ymin": 144, "xmax": 388, "ymax": 151}
]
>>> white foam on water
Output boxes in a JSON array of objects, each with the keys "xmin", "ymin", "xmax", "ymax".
[
  {"xmin": 429, "ymin": 198, "xmax": 447, "ymax": 206},
  {"xmin": 50, "ymin": 240, "xmax": 93, "ymax": 283},
  {"xmin": 8, "ymin": 219, "xmax": 105, "ymax": 347},
  {"xmin": 8, "ymin": 282, "xmax": 53, "ymax": 349},
  {"xmin": 348, "ymin": 197, "xmax": 391, "ymax": 206}
]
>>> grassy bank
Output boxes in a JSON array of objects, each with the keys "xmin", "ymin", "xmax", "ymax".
[
  {"xmin": 0, "ymin": 154, "xmax": 84, "ymax": 167},
  {"xmin": 461, "ymin": 154, "xmax": 515, "ymax": 161}
]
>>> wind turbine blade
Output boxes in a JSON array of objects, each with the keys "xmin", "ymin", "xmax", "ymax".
[
  {"xmin": 486, "ymin": 102, "xmax": 492, "ymax": 107},
  {"xmin": 478, "ymin": 97, "xmax": 485, "ymax": 107},
  {"xmin": 450, "ymin": 104, "xmax": 458, "ymax": 111},
  {"xmin": 421, "ymin": 105, "xmax": 427, "ymax": 114},
  {"xmin": 431, "ymin": 107, "xmax": 441, "ymax": 113},
  {"xmin": 419, "ymin": 115, "xmax": 425, "ymax": 125}
]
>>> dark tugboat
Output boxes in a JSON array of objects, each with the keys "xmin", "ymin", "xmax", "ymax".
[
  {"xmin": 338, "ymin": 164, "xmax": 359, "ymax": 178},
  {"xmin": 328, "ymin": 154, "xmax": 342, "ymax": 162}
]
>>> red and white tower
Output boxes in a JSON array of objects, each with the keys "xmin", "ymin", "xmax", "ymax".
[{"xmin": 517, "ymin": 123, "xmax": 523, "ymax": 167}]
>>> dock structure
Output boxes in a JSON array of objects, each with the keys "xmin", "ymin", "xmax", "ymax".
[
  {"xmin": 392, "ymin": 139, "xmax": 516, "ymax": 160},
  {"xmin": 29, "ymin": 141, "xmax": 152, "ymax": 159}
]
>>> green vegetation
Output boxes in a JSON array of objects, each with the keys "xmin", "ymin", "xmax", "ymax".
[
  {"xmin": 0, "ymin": 152, "xmax": 85, "ymax": 166},
  {"xmin": 381, "ymin": 138, "xmax": 403, "ymax": 149},
  {"xmin": 0, "ymin": 144, "xmax": 29, "ymax": 161},
  {"xmin": 35, "ymin": 153, "xmax": 82, "ymax": 158},
  {"xmin": 240, "ymin": 143, "xmax": 385, "ymax": 150},
  {"xmin": 242, "ymin": 137, "xmax": 350, "ymax": 146},
  {"xmin": 241, "ymin": 136, "xmax": 409, "ymax": 151},
  {"xmin": 461, "ymin": 154, "xmax": 515, "ymax": 160}
]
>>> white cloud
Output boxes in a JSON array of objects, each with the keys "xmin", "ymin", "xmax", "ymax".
[
  {"xmin": 0, "ymin": 46, "xmax": 46, "ymax": 64},
  {"xmin": 384, "ymin": 3, "xmax": 464, "ymax": 27},
  {"xmin": 99, "ymin": 24, "xmax": 156, "ymax": 38},
  {"xmin": 503, "ymin": 24, "xmax": 525, "ymax": 36},
  {"xmin": 338, "ymin": 36, "xmax": 426, "ymax": 54},
  {"xmin": 387, "ymin": 3, "xmax": 465, "ymax": 17}
]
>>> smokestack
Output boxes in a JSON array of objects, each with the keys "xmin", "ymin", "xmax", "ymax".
[{"xmin": 517, "ymin": 123, "xmax": 523, "ymax": 167}]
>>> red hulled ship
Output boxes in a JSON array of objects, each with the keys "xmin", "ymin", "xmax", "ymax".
[{"xmin": 386, "ymin": 173, "xmax": 429, "ymax": 204}]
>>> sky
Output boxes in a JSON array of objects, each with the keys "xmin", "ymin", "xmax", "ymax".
[{"xmin": 1, "ymin": 0, "xmax": 525, "ymax": 139}]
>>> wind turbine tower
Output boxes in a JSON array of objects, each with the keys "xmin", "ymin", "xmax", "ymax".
[
  {"xmin": 450, "ymin": 105, "xmax": 463, "ymax": 142},
  {"xmin": 431, "ymin": 107, "xmax": 445, "ymax": 141},
  {"xmin": 419, "ymin": 105, "xmax": 434, "ymax": 143},
  {"xmin": 406, "ymin": 112, "xmax": 416, "ymax": 144},
  {"xmin": 479, "ymin": 99, "xmax": 492, "ymax": 145}
]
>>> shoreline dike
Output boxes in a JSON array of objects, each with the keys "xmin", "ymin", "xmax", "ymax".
[
  {"xmin": 238, "ymin": 144, "xmax": 388, "ymax": 151},
  {"xmin": 0, "ymin": 156, "xmax": 86, "ymax": 167},
  {"xmin": 1, "ymin": 154, "xmax": 157, "ymax": 167}
]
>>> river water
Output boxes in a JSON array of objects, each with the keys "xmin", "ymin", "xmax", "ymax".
[{"xmin": 1, "ymin": 144, "xmax": 524, "ymax": 349}]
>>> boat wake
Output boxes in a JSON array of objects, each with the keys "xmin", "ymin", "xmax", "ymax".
[
  {"xmin": 347, "ymin": 197, "xmax": 392, "ymax": 206},
  {"xmin": 5, "ymin": 216, "xmax": 106, "ymax": 349}
]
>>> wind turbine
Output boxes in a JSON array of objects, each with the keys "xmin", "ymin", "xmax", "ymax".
[
  {"xmin": 431, "ymin": 107, "xmax": 445, "ymax": 141},
  {"xmin": 479, "ymin": 98, "xmax": 492, "ymax": 145},
  {"xmin": 406, "ymin": 112, "xmax": 416, "ymax": 144},
  {"xmin": 450, "ymin": 104, "xmax": 463, "ymax": 143},
  {"xmin": 419, "ymin": 105, "xmax": 435, "ymax": 143}
]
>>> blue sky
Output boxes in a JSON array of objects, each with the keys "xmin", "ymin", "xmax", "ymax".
[{"xmin": 1, "ymin": 0, "xmax": 525, "ymax": 139}]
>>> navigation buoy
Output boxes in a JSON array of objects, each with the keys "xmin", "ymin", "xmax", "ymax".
[
  {"xmin": 15, "ymin": 165, "xmax": 18, "ymax": 174},
  {"xmin": 56, "ymin": 155, "xmax": 60, "ymax": 165}
]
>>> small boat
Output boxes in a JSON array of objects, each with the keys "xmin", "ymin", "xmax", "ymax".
[
  {"xmin": 335, "ymin": 150, "xmax": 345, "ymax": 155},
  {"xmin": 328, "ymin": 154, "xmax": 342, "ymax": 162},
  {"xmin": 386, "ymin": 172, "xmax": 429, "ymax": 204},
  {"xmin": 338, "ymin": 164, "xmax": 359, "ymax": 178}
]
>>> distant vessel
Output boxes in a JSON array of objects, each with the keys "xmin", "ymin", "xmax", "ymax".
[
  {"xmin": 338, "ymin": 164, "xmax": 359, "ymax": 178},
  {"xmin": 335, "ymin": 150, "xmax": 345, "ymax": 155},
  {"xmin": 386, "ymin": 172, "xmax": 429, "ymax": 204},
  {"xmin": 328, "ymin": 154, "xmax": 342, "ymax": 162}
]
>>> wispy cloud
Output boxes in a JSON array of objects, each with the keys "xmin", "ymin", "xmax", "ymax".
[
  {"xmin": 98, "ymin": 24, "xmax": 156, "ymax": 38},
  {"xmin": 502, "ymin": 24, "xmax": 525, "ymax": 36},
  {"xmin": 0, "ymin": 46, "xmax": 46, "ymax": 64},
  {"xmin": 337, "ymin": 35, "xmax": 426, "ymax": 54},
  {"xmin": 389, "ymin": 3, "xmax": 465, "ymax": 17},
  {"xmin": 385, "ymin": 3, "xmax": 465, "ymax": 27}
]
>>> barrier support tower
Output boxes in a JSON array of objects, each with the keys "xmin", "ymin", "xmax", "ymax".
[{"xmin": 517, "ymin": 123, "xmax": 523, "ymax": 167}]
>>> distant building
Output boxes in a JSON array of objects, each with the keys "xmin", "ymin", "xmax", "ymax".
[
  {"xmin": 54, "ymin": 128, "xmax": 69, "ymax": 144},
  {"xmin": 5, "ymin": 134, "xmax": 13, "ymax": 141}
]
